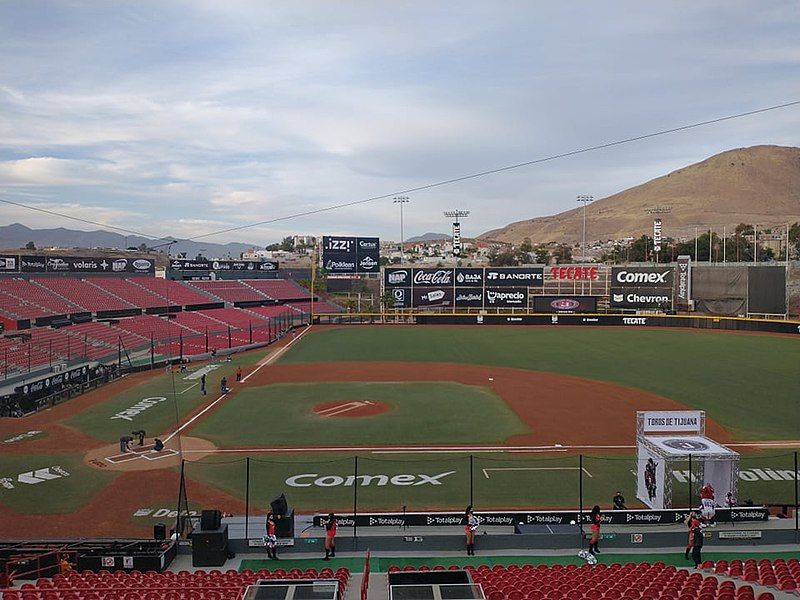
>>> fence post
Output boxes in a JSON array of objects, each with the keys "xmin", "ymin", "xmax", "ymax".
[
  {"xmin": 353, "ymin": 456, "xmax": 358, "ymax": 548},
  {"xmin": 795, "ymin": 451, "xmax": 798, "ymax": 532},
  {"xmin": 249, "ymin": 322, "xmax": 253, "ymax": 345},
  {"xmin": 245, "ymin": 457, "xmax": 250, "ymax": 541},
  {"xmin": 179, "ymin": 331, "xmax": 183, "ymax": 361},
  {"xmin": 688, "ymin": 454, "xmax": 693, "ymax": 509},
  {"xmin": 228, "ymin": 325, "xmax": 232, "ymax": 349},
  {"xmin": 205, "ymin": 328, "xmax": 209, "ymax": 353},
  {"xmin": 579, "ymin": 454, "xmax": 584, "ymax": 549},
  {"xmin": 175, "ymin": 459, "xmax": 186, "ymax": 538},
  {"xmin": 469, "ymin": 454, "xmax": 474, "ymax": 507},
  {"xmin": 150, "ymin": 333, "xmax": 154, "ymax": 367}
]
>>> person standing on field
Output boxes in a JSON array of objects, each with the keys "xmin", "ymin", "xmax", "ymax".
[{"xmin": 324, "ymin": 513, "xmax": 337, "ymax": 560}]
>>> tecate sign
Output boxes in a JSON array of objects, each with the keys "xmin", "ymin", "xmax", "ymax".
[
  {"xmin": 549, "ymin": 266, "xmax": 599, "ymax": 280},
  {"xmin": 286, "ymin": 471, "xmax": 455, "ymax": 488}
]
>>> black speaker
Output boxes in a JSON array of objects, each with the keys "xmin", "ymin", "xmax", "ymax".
[
  {"xmin": 192, "ymin": 525, "xmax": 228, "ymax": 567},
  {"xmin": 274, "ymin": 509, "xmax": 295, "ymax": 538},
  {"xmin": 270, "ymin": 493, "xmax": 288, "ymax": 516},
  {"xmin": 201, "ymin": 509, "xmax": 221, "ymax": 531},
  {"xmin": 153, "ymin": 522, "xmax": 166, "ymax": 541}
]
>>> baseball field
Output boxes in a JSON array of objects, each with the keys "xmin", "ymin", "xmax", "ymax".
[{"xmin": 0, "ymin": 324, "xmax": 798, "ymax": 538}]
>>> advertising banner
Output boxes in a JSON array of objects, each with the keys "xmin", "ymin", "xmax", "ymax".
[
  {"xmin": 384, "ymin": 268, "xmax": 412, "ymax": 287},
  {"xmin": 637, "ymin": 443, "xmax": 667, "ymax": 509},
  {"xmin": 454, "ymin": 288, "xmax": 483, "ymax": 307},
  {"xmin": 452, "ymin": 222, "xmax": 462, "ymax": 256},
  {"xmin": 485, "ymin": 267, "xmax": 543, "ymax": 287},
  {"xmin": 641, "ymin": 411, "xmax": 703, "ymax": 433},
  {"xmin": 454, "ymin": 268, "xmax": 484, "ymax": 287},
  {"xmin": 611, "ymin": 266, "xmax": 674, "ymax": 288},
  {"xmin": 676, "ymin": 255, "xmax": 692, "ymax": 309},
  {"xmin": 533, "ymin": 296, "xmax": 598, "ymax": 313},
  {"xmin": 412, "ymin": 287, "xmax": 454, "ymax": 307},
  {"xmin": 9, "ymin": 255, "xmax": 155, "ymax": 274},
  {"xmin": 322, "ymin": 236, "xmax": 380, "ymax": 273},
  {"xmin": 312, "ymin": 507, "xmax": 767, "ymax": 528},
  {"xmin": 0, "ymin": 255, "xmax": 18, "ymax": 271},
  {"xmin": 169, "ymin": 259, "xmax": 278, "ymax": 272},
  {"xmin": 411, "ymin": 268, "xmax": 455, "ymax": 287},
  {"xmin": 390, "ymin": 287, "xmax": 411, "ymax": 309},
  {"xmin": 609, "ymin": 287, "xmax": 673, "ymax": 309},
  {"xmin": 548, "ymin": 266, "xmax": 599, "ymax": 281},
  {"xmin": 484, "ymin": 287, "xmax": 528, "ymax": 307},
  {"xmin": 653, "ymin": 219, "xmax": 662, "ymax": 253}
]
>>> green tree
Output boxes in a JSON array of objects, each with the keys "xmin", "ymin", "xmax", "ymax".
[
  {"xmin": 265, "ymin": 243, "xmax": 281, "ymax": 251},
  {"xmin": 533, "ymin": 245, "xmax": 549, "ymax": 264},
  {"xmin": 280, "ymin": 236, "xmax": 294, "ymax": 252},
  {"xmin": 487, "ymin": 247, "xmax": 519, "ymax": 266},
  {"xmin": 552, "ymin": 244, "xmax": 573, "ymax": 264},
  {"xmin": 789, "ymin": 222, "xmax": 800, "ymax": 259},
  {"xmin": 24, "ymin": 241, "xmax": 35, "ymax": 250},
  {"xmin": 519, "ymin": 237, "xmax": 533, "ymax": 254}
]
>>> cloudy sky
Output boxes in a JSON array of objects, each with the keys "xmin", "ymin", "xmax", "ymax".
[{"xmin": 1, "ymin": 1, "xmax": 799, "ymax": 246}]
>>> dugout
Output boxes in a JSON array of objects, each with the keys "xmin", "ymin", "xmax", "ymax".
[{"xmin": 636, "ymin": 410, "xmax": 739, "ymax": 510}]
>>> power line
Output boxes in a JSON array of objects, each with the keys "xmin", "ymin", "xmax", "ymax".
[
  {"xmin": 182, "ymin": 99, "xmax": 800, "ymax": 240},
  {"xmin": 3, "ymin": 99, "xmax": 799, "ymax": 244}
]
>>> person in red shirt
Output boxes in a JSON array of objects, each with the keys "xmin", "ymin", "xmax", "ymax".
[
  {"xmin": 684, "ymin": 511, "xmax": 701, "ymax": 559},
  {"xmin": 324, "ymin": 513, "xmax": 337, "ymax": 560},
  {"xmin": 589, "ymin": 505, "xmax": 602, "ymax": 555},
  {"xmin": 265, "ymin": 512, "xmax": 277, "ymax": 560}
]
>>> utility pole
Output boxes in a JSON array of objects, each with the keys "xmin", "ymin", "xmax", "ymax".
[
  {"xmin": 576, "ymin": 195, "xmax": 593, "ymax": 260},
  {"xmin": 393, "ymin": 196, "xmax": 410, "ymax": 263}
]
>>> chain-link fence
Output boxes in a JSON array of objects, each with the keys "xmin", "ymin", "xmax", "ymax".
[{"xmin": 179, "ymin": 451, "xmax": 799, "ymax": 535}]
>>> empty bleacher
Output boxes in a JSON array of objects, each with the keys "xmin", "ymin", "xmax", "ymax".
[
  {"xmin": 85, "ymin": 278, "xmax": 169, "ymax": 309},
  {"xmin": 709, "ymin": 558, "xmax": 799, "ymax": 592},
  {"xmin": 127, "ymin": 278, "xmax": 214, "ymax": 307},
  {"xmin": 0, "ymin": 279, "xmax": 78, "ymax": 319},
  {"xmin": 187, "ymin": 281, "xmax": 271, "ymax": 303},
  {"xmin": 2, "ymin": 567, "xmax": 350, "ymax": 600},
  {"xmin": 245, "ymin": 279, "xmax": 311, "ymax": 301},
  {"xmin": 33, "ymin": 279, "xmax": 134, "ymax": 312}
]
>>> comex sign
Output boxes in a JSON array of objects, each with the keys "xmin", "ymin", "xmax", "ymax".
[{"xmin": 286, "ymin": 471, "xmax": 455, "ymax": 487}]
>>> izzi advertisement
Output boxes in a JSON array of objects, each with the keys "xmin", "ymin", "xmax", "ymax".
[{"xmin": 322, "ymin": 236, "xmax": 380, "ymax": 274}]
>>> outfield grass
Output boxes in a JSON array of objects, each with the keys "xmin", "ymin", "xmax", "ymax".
[
  {"xmin": 279, "ymin": 327, "xmax": 800, "ymax": 440},
  {"xmin": 0, "ymin": 453, "xmax": 116, "ymax": 514},
  {"xmin": 191, "ymin": 382, "xmax": 529, "ymax": 447},
  {"xmin": 65, "ymin": 350, "xmax": 270, "ymax": 443},
  {"xmin": 182, "ymin": 450, "xmax": 798, "ymax": 513}
]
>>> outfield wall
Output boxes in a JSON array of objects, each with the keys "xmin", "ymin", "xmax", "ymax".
[{"xmin": 315, "ymin": 312, "xmax": 800, "ymax": 335}]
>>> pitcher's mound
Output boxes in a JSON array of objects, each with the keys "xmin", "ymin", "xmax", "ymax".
[
  {"xmin": 313, "ymin": 400, "xmax": 390, "ymax": 418},
  {"xmin": 84, "ymin": 436, "xmax": 217, "ymax": 471}
]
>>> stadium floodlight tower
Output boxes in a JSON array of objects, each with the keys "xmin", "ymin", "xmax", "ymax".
[
  {"xmin": 576, "ymin": 195, "xmax": 593, "ymax": 260},
  {"xmin": 393, "ymin": 196, "xmax": 410, "ymax": 263},
  {"xmin": 444, "ymin": 210, "xmax": 470, "ymax": 256}
]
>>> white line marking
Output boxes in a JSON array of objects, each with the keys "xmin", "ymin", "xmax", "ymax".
[
  {"xmin": 178, "ymin": 382, "xmax": 199, "ymax": 395},
  {"xmin": 178, "ymin": 443, "xmax": 625, "ymax": 454},
  {"xmin": 142, "ymin": 449, "xmax": 178, "ymax": 461},
  {"xmin": 316, "ymin": 401, "xmax": 371, "ymax": 417},
  {"xmin": 481, "ymin": 467, "xmax": 593, "ymax": 479},
  {"xmin": 165, "ymin": 325, "xmax": 312, "ymax": 443}
]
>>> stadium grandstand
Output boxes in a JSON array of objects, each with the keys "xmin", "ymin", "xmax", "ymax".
[{"xmin": 0, "ymin": 276, "xmax": 339, "ymax": 378}]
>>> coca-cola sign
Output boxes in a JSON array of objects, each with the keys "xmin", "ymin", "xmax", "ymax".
[{"xmin": 412, "ymin": 269, "xmax": 454, "ymax": 286}]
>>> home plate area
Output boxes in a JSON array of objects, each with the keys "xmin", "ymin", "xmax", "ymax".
[{"xmin": 104, "ymin": 443, "xmax": 177, "ymax": 464}]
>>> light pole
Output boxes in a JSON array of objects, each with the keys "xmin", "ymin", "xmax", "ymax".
[
  {"xmin": 393, "ymin": 196, "xmax": 409, "ymax": 263},
  {"xmin": 576, "ymin": 195, "xmax": 593, "ymax": 260}
]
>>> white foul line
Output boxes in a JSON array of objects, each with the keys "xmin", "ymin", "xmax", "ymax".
[
  {"xmin": 482, "ymin": 467, "xmax": 593, "ymax": 479},
  {"xmin": 164, "ymin": 324, "xmax": 312, "ymax": 443},
  {"xmin": 178, "ymin": 382, "xmax": 199, "ymax": 395}
]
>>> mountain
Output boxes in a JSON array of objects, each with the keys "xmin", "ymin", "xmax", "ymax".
[
  {"xmin": 480, "ymin": 145, "xmax": 800, "ymax": 245},
  {"xmin": 406, "ymin": 232, "xmax": 451, "ymax": 242},
  {"xmin": 0, "ymin": 223, "xmax": 259, "ymax": 258}
]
